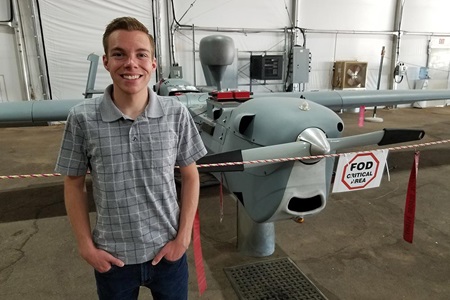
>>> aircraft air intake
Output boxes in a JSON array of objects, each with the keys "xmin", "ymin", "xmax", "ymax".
[{"xmin": 287, "ymin": 196, "xmax": 323, "ymax": 213}]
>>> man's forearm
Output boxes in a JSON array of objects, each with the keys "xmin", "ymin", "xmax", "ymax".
[
  {"xmin": 176, "ymin": 163, "xmax": 200, "ymax": 248},
  {"xmin": 64, "ymin": 176, "xmax": 95, "ymax": 254}
]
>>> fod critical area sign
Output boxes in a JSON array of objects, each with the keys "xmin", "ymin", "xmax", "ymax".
[{"xmin": 332, "ymin": 149, "xmax": 389, "ymax": 193}]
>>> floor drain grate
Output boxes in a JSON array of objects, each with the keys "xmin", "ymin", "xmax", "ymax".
[{"xmin": 224, "ymin": 257, "xmax": 327, "ymax": 300}]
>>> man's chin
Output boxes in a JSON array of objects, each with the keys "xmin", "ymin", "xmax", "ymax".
[{"xmin": 113, "ymin": 85, "xmax": 147, "ymax": 97}]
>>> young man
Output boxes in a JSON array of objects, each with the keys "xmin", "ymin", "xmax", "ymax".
[{"xmin": 55, "ymin": 17, "xmax": 207, "ymax": 300}]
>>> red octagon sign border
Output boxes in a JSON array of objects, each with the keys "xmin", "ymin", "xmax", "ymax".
[{"xmin": 341, "ymin": 153, "xmax": 380, "ymax": 190}]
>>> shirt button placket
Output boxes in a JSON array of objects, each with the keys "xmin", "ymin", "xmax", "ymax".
[{"xmin": 130, "ymin": 123, "xmax": 139, "ymax": 153}]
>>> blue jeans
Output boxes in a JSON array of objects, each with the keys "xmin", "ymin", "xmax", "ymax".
[{"xmin": 94, "ymin": 253, "xmax": 188, "ymax": 300}]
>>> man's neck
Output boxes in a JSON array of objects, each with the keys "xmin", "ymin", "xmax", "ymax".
[{"xmin": 111, "ymin": 87, "xmax": 149, "ymax": 119}]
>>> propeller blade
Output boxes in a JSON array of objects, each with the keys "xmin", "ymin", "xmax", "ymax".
[
  {"xmin": 328, "ymin": 128, "xmax": 425, "ymax": 151},
  {"xmin": 196, "ymin": 141, "xmax": 312, "ymax": 172},
  {"xmin": 196, "ymin": 150, "xmax": 244, "ymax": 172},
  {"xmin": 378, "ymin": 128, "xmax": 425, "ymax": 145},
  {"xmin": 196, "ymin": 129, "xmax": 425, "ymax": 173}
]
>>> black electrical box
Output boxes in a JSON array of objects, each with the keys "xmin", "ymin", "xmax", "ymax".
[{"xmin": 250, "ymin": 55, "xmax": 283, "ymax": 80}]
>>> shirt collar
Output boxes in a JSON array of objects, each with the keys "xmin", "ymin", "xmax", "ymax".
[
  {"xmin": 145, "ymin": 89, "xmax": 164, "ymax": 118},
  {"xmin": 100, "ymin": 85, "xmax": 164, "ymax": 122}
]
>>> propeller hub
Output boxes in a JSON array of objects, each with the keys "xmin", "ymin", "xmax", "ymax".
[{"xmin": 297, "ymin": 128, "xmax": 330, "ymax": 157}]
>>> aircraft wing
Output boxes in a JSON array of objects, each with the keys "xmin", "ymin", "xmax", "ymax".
[{"xmin": 256, "ymin": 89, "xmax": 450, "ymax": 111}]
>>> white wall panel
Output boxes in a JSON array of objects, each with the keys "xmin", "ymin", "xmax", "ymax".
[
  {"xmin": 0, "ymin": 0, "xmax": 24, "ymax": 101},
  {"xmin": 175, "ymin": 0, "xmax": 291, "ymax": 28},
  {"xmin": 395, "ymin": 1, "xmax": 450, "ymax": 92},
  {"xmin": 0, "ymin": 0, "xmax": 11, "ymax": 20},
  {"xmin": 172, "ymin": 0, "xmax": 401, "ymax": 92},
  {"xmin": 0, "ymin": 27, "xmax": 24, "ymax": 101},
  {"xmin": 172, "ymin": 0, "xmax": 292, "ymax": 93},
  {"xmin": 395, "ymin": 35, "xmax": 430, "ymax": 90},
  {"xmin": 174, "ymin": 30, "xmax": 289, "ymax": 93},
  {"xmin": 38, "ymin": 0, "xmax": 154, "ymax": 99},
  {"xmin": 295, "ymin": 0, "xmax": 396, "ymax": 90},
  {"xmin": 402, "ymin": 0, "xmax": 450, "ymax": 32},
  {"xmin": 298, "ymin": 0, "xmax": 396, "ymax": 31},
  {"xmin": 305, "ymin": 34, "xmax": 393, "ymax": 90},
  {"xmin": 4, "ymin": 0, "xmax": 450, "ymax": 99}
]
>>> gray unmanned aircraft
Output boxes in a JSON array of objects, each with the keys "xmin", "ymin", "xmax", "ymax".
[
  {"xmin": 1, "ymin": 35, "xmax": 450, "ymax": 256},
  {"xmin": 155, "ymin": 35, "xmax": 447, "ymax": 224}
]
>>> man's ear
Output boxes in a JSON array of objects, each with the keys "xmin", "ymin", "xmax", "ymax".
[
  {"xmin": 103, "ymin": 54, "xmax": 109, "ymax": 71},
  {"xmin": 152, "ymin": 57, "xmax": 157, "ymax": 71}
]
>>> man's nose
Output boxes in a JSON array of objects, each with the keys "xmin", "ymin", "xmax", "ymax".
[{"xmin": 124, "ymin": 56, "xmax": 137, "ymax": 67}]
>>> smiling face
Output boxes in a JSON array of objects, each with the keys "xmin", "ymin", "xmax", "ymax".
[{"xmin": 103, "ymin": 29, "xmax": 157, "ymax": 99}]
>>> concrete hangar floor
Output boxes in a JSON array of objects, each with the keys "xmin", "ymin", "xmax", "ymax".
[{"xmin": 0, "ymin": 105, "xmax": 449, "ymax": 300}]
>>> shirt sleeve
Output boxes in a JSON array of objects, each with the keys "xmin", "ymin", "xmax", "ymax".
[
  {"xmin": 55, "ymin": 109, "xmax": 89, "ymax": 176},
  {"xmin": 176, "ymin": 105, "xmax": 207, "ymax": 167}
]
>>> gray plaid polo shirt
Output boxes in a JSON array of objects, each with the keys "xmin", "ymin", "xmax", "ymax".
[{"xmin": 55, "ymin": 85, "xmax": 207, "ymax": 264}]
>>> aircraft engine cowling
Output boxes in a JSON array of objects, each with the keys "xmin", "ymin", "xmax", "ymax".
[
  {"xmin": 229, "ymin": 97, "xmax": 344, "ymax": 146},
  {"xmin": 218, "ymin": 96, "xmax": 344, "ymax": 223}
]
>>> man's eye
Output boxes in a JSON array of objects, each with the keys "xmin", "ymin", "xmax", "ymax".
[{"xmin": 112, "ymin": 53, "xmax": 123, "ymax": 57}]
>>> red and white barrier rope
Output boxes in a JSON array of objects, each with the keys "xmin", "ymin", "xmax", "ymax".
[
  {"xmin": 195, "ymin": 139, "xmax": 450, "ymax": 169},
  {"xmin": 1, "ymin": 173, "xmax": 62, "ymax": 180},
  {"xmin": 1, "ymin": 139, "xmax": 449, "ymax": 180}
]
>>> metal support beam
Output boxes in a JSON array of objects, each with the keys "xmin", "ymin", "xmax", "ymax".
[
  {"xmin": 153, "ymin": 0, "xmax": 164, "ymax": 80},
  {"xmin": 237, "ymin": 201, "xmax": 275, "ymax": 257},
  {"xmin": 30, "ymin": 0, "xmax": 51, "ymax": 99},
  {"xmin": 390, "ymin": 0, "xmax": 406, "ymax": 90},
  {"xmin": 11, "ymin": 0, "xmax": 33, "ymax": 100}
]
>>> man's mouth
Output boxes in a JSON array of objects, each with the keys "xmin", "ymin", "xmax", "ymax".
[{"xmin": 122, "ymin": 75, "xmax": 142, "ymax": 80}]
